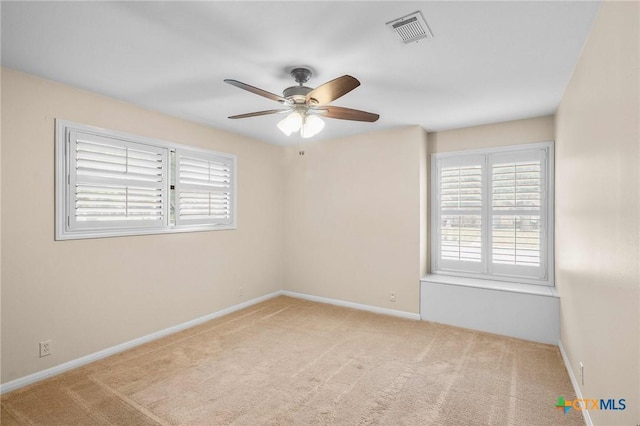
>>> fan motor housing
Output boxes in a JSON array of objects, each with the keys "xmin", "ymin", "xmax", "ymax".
[{"xmin": 283, "ymin": 85, "xmax": 312, "ymax": 102}]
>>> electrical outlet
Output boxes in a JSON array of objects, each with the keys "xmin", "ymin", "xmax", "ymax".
[
  {"xmin": 39, "ymin": 340, "xmax": 52, "ymax": 357},
  {"xmin": 239, "ymin": 287, "xmax": 244, "ymax": 298},
  {"xmin": 579, "ymin": 362, "xmax": 584, "ymax": 386},
  {"xmin": 389, "ymin": 292, "xmax": 396, "ymax": 302}
]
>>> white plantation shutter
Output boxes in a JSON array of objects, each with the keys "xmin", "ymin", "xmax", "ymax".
[
  {"xmin": 56, "ymin": 120, "xmax": 237, "ymax": 240},
  {"xmin": 174, "ymin": 149, "xmax": 235, "ymax": 226},
  {"xmin": 489, "ymin": 150, "xmax": 547, "ymax": 279},
  {"xmin": 435, "ymin": 156, "xmax": 484, "ymax": 273},
  {"xmin": 432, "ymin": 143, "xmax": 553, "ymax": 286},
  {"xmin": 69, "ymin": 131, "xmax": 168, "ymax": 230}
]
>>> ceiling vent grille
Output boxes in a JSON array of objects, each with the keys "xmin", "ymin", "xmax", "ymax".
[{"xmin": 386, "ymin": 11, "xmax": 433, "ymax": 44}]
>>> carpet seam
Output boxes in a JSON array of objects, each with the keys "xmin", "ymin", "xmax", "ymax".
[
  {"xmin": 88, "ymin": 377, "xmax": 170, "ymax": 426},
  {"xmin": 65, "ymin": 386, "xmax": 116, "ymax": 425}
]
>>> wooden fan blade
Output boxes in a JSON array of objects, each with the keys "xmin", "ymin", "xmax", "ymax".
[
  {"xmin": 305, "ymin": 75, "xmax": 360, "ymax": 105},
  {"xmin": 228, "ymin": 109, "xmax": 289, "ymax": 119},
  {"xmin": 224, "ymin": 79, "xmax": 287, "ymax": 103},
  {"xmin": 318, "ymin": 106, "xmax": 379, "ymax": 122}
]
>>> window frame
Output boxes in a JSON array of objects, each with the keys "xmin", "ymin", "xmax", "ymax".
[
  {"xmin": 430, "ymin": 141, "xmax": 554, "ymax": 286},
  {"xmin": 55, "ymin": 119, "xmax": 237, "ymax": 240}
]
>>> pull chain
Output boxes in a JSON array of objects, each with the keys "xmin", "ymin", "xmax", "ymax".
[{"xmin": 298, "ymin": 122, "xmax": 305, "ymax": 156}]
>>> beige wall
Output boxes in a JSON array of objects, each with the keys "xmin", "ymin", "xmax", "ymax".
[
  {"xmin": 0, "ymin": 69, "xmax": 284, "ymax": 383},
  {"xmin": 280, "ymin": 117, "xmax": 554, "ymax": 315},
  {"xmin": 282, "ymin": 126, "xmax": 428, "ymax": 314},
  {"xmin": 429, "ymin": 115, "xmax": 555, "ymax": 154},
  {"xmin": 555, "ymin": 1, "xmax": 639, "ymax": 425}
]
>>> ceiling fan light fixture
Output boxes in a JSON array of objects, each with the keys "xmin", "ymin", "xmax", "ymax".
[
  {"xmin": 225, "ymin": 68, "xmax": 378, "ymax": 140},
  {"xmin": 277, "ymin": 111, "xmax": 303, "ymax": 136},
  {"xmin": 300, "ymin": 114, "xmax": 325, "ymax": 139}
]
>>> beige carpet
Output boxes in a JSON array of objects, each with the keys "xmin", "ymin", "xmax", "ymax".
[{"xmin": 1, "ymin": 296, "xmax": 584, "ymax": 425}]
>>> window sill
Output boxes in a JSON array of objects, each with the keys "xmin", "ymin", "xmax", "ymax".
[{"xmin": 420, "ymin": 274, "xmax": 558, "ymax": 298}]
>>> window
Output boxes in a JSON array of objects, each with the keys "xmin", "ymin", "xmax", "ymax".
[
  {"xmin": 56, "ymin": 120, "xmax": 236, "ymax": 240},
  {"xmin": 431, "ymin": 142, "xmax": 553, "ymax": 285}
]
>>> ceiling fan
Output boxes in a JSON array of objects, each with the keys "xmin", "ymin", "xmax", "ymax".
[{"xmin": 224, "ymin": 67, "xmax": 379, "ymax": 138}]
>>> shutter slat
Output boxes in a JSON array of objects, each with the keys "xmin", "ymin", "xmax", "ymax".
[
  {"xmin": 77, "ymin": 169, "xmax": 164, "ymax": 184},
  {"xmin": 76, "ymin": 140, "xmax": 126, "ymax": 157}
]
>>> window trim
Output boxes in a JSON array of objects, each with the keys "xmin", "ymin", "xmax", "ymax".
[
  {"xmin": 55, "ymin": 119, "xmax": 237, "ymax": 240},
  {"xmin": 430, "ymin": 141, "xmax": 554, "ymax": 286}
]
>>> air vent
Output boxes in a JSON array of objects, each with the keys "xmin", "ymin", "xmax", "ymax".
[{"xmin": 386, "ymin": 11, "xmax": 433, "ymax": 44}]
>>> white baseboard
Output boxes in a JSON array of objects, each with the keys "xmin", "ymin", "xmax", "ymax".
[
  {"xmin": 282, "ymin": 290, "xmax": 421, "ymax": 321},
  {"xmin": 0, "ymin": 291, "xmax": 283, "ymax": 395},
  {"xmin": 559, "ymin": 340, "xmax": 593, "ymax": 426}
]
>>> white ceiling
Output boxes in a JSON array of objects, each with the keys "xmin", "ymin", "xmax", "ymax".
[{"xmin": 1, "ymin": 1, "xmax": 601, "ymax": 145}]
